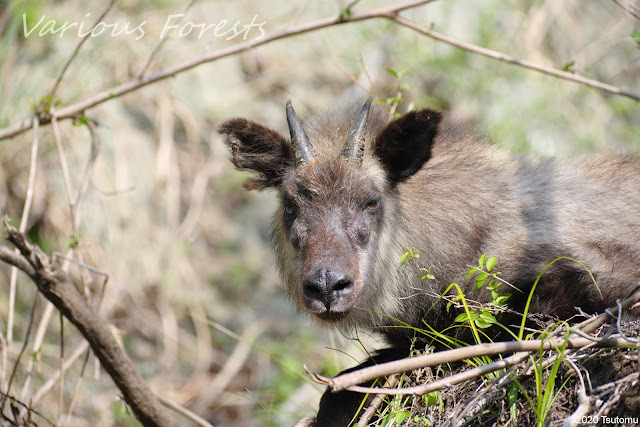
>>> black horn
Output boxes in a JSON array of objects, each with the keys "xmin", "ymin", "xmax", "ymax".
[
  {"xmin": 286, "ymin": 100, "xmax": 317, "ymax": 167},
  {"xmin": 340, "ymin": 97, "xmax": 373, "ymax": 166}
]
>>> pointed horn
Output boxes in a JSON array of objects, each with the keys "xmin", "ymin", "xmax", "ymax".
[
  {"xmin": 286, "ymin": 100, "xmax": 316, "ymax": 167},
  {"xmin": 340, "ymin": 97, "xmax": 373, "ymax": 166}
]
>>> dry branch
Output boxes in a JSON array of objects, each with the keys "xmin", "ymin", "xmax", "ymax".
[
  {"xmin": 7, "ymin": 115, "xmax": 39, "ymax": 345},
  {"xmin": 357, "ymin": 374, "xmax": 400, "ymax": 426},
  {"xmin": 0, "ymin": 220, "xmax": 175, "ymax": 427},
  {"xmin": 612, "ymin": 0, "xmax": 640, "ymax": 21},
  {"xmin": 389, "ymin": 15, "xmax": 640, "ymax": 102},
  {"xmin": 1, "ymin": 0, "xmax": 638, "ymax": 142},
  {"xmin": 313, "ymin": 286, "xmax": 640, "ymax": 395},
  {"xmin": 0, "ymin": 0, "xmax": 435, "ymax": 141},
  {"xmin": 48, "ymin": 0, "xmax": 117, "ymax": 98},
  {"xmin": 320, "ymin": 336, "xmax": 633, "ymax": 395}
]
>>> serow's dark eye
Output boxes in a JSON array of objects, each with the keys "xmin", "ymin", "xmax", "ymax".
[
  {"xmin": 285, "ymin": 204, "xmax": 296, "ymax": 216},
  {"xmin": 366, "ymin": 200, "xmax": 379, "ymax": 211}
]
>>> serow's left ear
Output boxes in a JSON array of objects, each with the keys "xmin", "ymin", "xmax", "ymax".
[
  {"xmin": 372, "ymin": 109, "xmax": 442, "ymax": 184},
  {"xmin": 218, "ymin": 118, "xmax": 294, "ymax": 190}
]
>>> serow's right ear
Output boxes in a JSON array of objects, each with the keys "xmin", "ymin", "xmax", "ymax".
[{"xmin": 218, "ymin": 118, "xmax": 294, "ymax": 190}]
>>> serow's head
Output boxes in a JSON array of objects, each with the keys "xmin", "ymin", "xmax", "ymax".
[{"xmin": 219, "ymin": 98, "xmax": 441, "ymax": 326}]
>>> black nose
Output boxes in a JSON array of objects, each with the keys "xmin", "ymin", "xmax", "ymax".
[{"xmin": 303, "ymin": 267, "xmax": 354, "ymax": 310}]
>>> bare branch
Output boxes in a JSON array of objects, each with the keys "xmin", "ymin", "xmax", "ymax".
[
  {"xmin": 357, "ymin": 374, "xmax": 399, "ymax": 425},
  {"xmin": 48, "ymin": 0, "xmax": 117, "ymax": 98},
  {"xmin": 316, "ymin": 286, "xmax": 640, "ymax": 394},
  {"xmin": 2, "ymin": 292, "xmax": 38, "ymax": 419},
  {"xmin": 344, "ymin": 351, "xmax": 530, "ymax": 396},
  {"xmin": 0, "ymin": 221, "xmax": 175, "ymax": 426},
  {"xmin": 138, "ymin": 0, "xmax": 197, "ymax": 78},
  {"xmin": 611, "ymin": 0, "xmax": 640, "ymax": 21},
  {"xmin": 389, "ymin": 15, "xmax": 640, "ymax": 102},
  {"xmin": 31, "ymin": 341, "xmax": 90, "ymax": 405},
  {"xmin": 73, "ymin": 119, "xmax": 101, "ymax": 231},
  {"xmin": 157, "ymin": 396, "xmax": 214, "ymax": 427},
  {"xmin": 192, "ymin": 321, "xmax": 266, "ymax": 414},
  {"xmin": 51, "ymin": 116, "xmax": 76, "ymax": 233},
  {"xmin": 7, "ymin": 115, "xmax": 39, "ymax": 344},
  {"xmin": 320, "ymin": 336, "xmax": 632, "ymax": 395},
  {"xmin": 0, "ymin": 0, "xmax": 435, "ymax": 141},
  {"xmin": 0, "ymin": 247, "xmax": 36, "ymax": 277}
]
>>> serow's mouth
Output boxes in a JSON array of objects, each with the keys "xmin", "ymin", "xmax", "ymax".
[{"xmin": 315, "ymin": 310, "xmax": 350, "ymax": 322}]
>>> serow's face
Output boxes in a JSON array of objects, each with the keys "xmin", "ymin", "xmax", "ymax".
[
  {"xmin": 218, "ymin": 97, "xmax": 442, "ymax": 326},
  {"xmin": 280, "ymin": 160, "xmax": 385, "ymax": 322}
]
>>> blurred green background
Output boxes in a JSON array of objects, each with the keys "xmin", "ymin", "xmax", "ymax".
[{"xmin": 0, "ymin": 0, "xmax": 638, "ymax": 425}]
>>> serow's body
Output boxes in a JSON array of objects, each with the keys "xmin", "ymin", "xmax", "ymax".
[{"xmin": 219, "ymin": 98, "xmax": 640, "ymax": 426}]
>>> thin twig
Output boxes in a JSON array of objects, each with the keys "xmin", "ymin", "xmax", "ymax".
[
  {"xmin": 58, "ymin": 312, "xmax": 64, "ymax": 425},
  {"xmin": 0, "ymin": 390, "xmax": 56, "ymax": 426},
  {"xmin": 192, "ymin": 321, "xmax": 266, "ymax": 414},
  {"xmin": 357, "ymin": 374, "xmax": 399, "ymax": 426},
  {"xmin": 62, "ymin": 349, "xmax": 91, "ymax": 427},
  {"xmin": 611, "ymin": 0, "xmax": 640, "ymax": 21},
  {"xmin": 50, "ymin": 115, "xmax": 76, "ymax": 233},
  {"xmin": 0, "ymin": 0, "xmax": 436, "ymax": 141},
  {"xmin": 19, "ymin": 301, "xmax": 55, "ymax": 402},
  {"xmin": 20, "ymin": 120, "xmax": 105, "ymax": 405},
  {"xmin": 138, "ymin": 0, "xmax": 197, "ymax": 78},
  {"xmin": 324, "ymin": 286, "xmax": 640, "ymax": 393},
  {"xmin": 0, "ymin": 223, "xmax": 175, "ymax": 426},
  {"xmin": 0, "ymin": 334, "xmax": 5, "ymax": 396},
  {"xmin": 74, "ymin": 119, "xmax": 101, "ymax": 215},
  {"xmin": 158, "ymin": 396, "xmax": 214, "ymax": 427},
  {"xmin": 339, "ymin": 352, "xmax": 529, "ymax": 396},
  {"xmin": 50, "ymin": 256, "xmax": 109, "ymax": 426},
  {"xmin": 1, "ymin": 293, "xmax": 39, "ymax": 415},
  {"xmin": 388, "ymin": 14, "xmax": 640, "ymax": 102},
  {"xmin": 7, "ymin": 115, "xmax": 40, "ymax": 344},
  {"xmin": 319, "ymin": 335, "xmax": 633, "ymax": 395},
  {"xmin": 30, "ymin": 341, "xmax": 90, "ymax": 406},
  {"xmin": 562, "ymin": 358, "xmax": 592, "ymax": 427},
  {"xmin": 48, "ymin": 0, "xmax": 117, "ymax": 98}
]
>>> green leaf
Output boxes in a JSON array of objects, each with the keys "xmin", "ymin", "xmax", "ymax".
[
  {"xmin": 385, "ymin": 67, "xmax": 400, "ymax": 79},
  {"xmin": 401, "ymin": 248, "xmax": 419, "ymax": 264},
  {"xmin": 465, "ymin": 267, "xmax": 479, "ymax": 280},
  {"xmin": 388, "ymin": 82, "xmax": 410, "ymax": 91},
  {"xmin": 475, "ymin": 272, "xmax": 489, "ymax": 289},
  {"xmin": 479, "ymin": 310, "xmax": 496, "ymax": 323},
  {"xmin": 379, "ymin": 97, "xmax": 404, "ymax": 105},
  {"xmin": 73, "ymin": 115, "xmax": 89, "ymax": 126},
  {"xmin": 561, "ymin": 61, "xmax": 575, "ymax": 72},
  {"xmin": 474, "ymin": 317, "xmax": 492, "ymax": 328},
  {"xmin": 66, "ymin": 235, "xmax": 79, "ymax": 249},
  {"xmin": 454, "ymin": 312, "xmax": 470, "ymax": 323},
  {"xmin": 495, "ymin": 295, "xmax": 511, "ymax": 306},
  {"xmin": 478, "ymin": 253, "xmax": 487, "ymax": 267},
  {"xmin": 339, "ymin": 8, "xmax": 352, "ymax": 20},
  {"xmin": 384, "ymin": 67, "xmax": 409, "ymax": 79},
  {"xmin": 486, "ymin": 257, "xmax": 498, "ymax": 272},
  {"xmin": 424, "ymin": 391, "xmax": 439, "ymax": 406},
  {"xmin": 632, "ymin": 30, "xmax": 640, "ymax": 45},
  {"xmin": 395, "ymin": 410, "xmax": 410, "ymax": 424}
]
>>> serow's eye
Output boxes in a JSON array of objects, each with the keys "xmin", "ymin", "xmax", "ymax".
[
  {"xmin": 285, "ymin": 205, "xmax": 296, "ymax": 215},
  {"xmin": 366, "ymin": 200, "xmax": 379, "ymax": 211}
]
